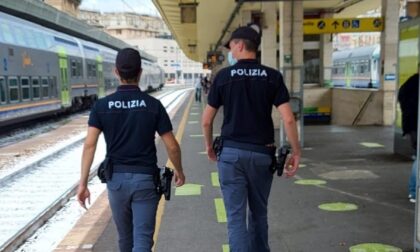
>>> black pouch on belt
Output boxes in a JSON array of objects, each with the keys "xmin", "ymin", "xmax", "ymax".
[{"xmin": 97, "ymin": 157, "xmax": 113, "ymax": 183}]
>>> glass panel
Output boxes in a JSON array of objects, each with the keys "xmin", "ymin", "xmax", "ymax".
[
  {"xmin": 71, "ymin": 60, "xmax": 77, "ymax": 77},
  {"xmin": 9, "ymin": 78, "xmax": 19, "ymax": 102},
  {"xmin": 49, "ymin": 77, "xmax": 57, "ymax": 98},
  {"xmin": 304, "ymin": 49, "xmax": 320, "ymax": 84},
  {"xmin": 42, "ymin": 78, "xmax": 49, "ymax": 98},
  {"xmin": 32, "ymin": 78, "xmax": 40, "ymax": 99},
  {"xmin": 14, "ymin": 27, "xmax": 27, "ymax": 46},
  {"xmin": 0, "ymin": 78, "xmax": 6, "ymax": 103},
  {"xmin": 1, "ymin": 24, "xmax": 15, "ymax": 44},
  {"xmin": 21, "ymin": 78, "xmax": 30, "ymax": 100}
]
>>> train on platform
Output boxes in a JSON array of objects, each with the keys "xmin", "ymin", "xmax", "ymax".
[
  {"xmin": 0, "ymin": 11, "xmax": 164, "ymax": 127},
  {"xmin": 331, "ymin": 45, "xmax": 380, "ymax": 89}
]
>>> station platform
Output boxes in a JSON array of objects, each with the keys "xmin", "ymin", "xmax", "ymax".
[{"xmin": 55, "ymin": 93, "xmax": 415, "ymax": 252}]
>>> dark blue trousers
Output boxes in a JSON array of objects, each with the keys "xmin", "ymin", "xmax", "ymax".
[
  {"xmin": 217, "ymin": 147, "xmax": 273, "ymax": 252},
  {"xmin": 107, "ymin": 173, "xmax": 159, "ymax": 252}
]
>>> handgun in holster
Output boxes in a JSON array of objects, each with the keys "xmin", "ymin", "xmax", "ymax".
[
  {"xmin": 276, "ymin": 147, "xmax": 290, "ymax": 177},
  {"xmin": 213, "ymin": 136, "xmax": 223, "ymax": 157},
  {"xmin": 97, "ymin": 157, "xmax": 113, "ymax": 183},
  {"xmin": 157, "ymin": 166, "xmax": 174, "ymax": 200}
]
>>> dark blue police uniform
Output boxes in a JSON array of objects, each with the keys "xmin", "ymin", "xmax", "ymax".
[
  {"xmin": 88, "ymin": 84, "xmax": 172, "ymax": 252},
  {"xmin": 208, "ymin": 59, "xmax": 290, "ymax": 252}
]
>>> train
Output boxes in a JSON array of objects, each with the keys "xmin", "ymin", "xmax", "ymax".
[
  {"xmin": 331, "ymin": 45, "xmax": 380, "ymax": 89},
  {"xmin": 0, "ymin": 11, "xmax": 165, "ymax": 128}
]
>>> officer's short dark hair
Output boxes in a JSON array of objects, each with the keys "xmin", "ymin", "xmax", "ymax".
[
  {"xmin": 116, "ymin": 48, "xmax": 142, "ymax": 80},
  {"xmin": 231, "ymin": 38, "xmax": 258, "ymax": 53}
]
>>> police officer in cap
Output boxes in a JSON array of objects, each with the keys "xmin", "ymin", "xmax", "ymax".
[
  {"xmin": 202, "ymin": 24, "xmax": 301, "ymax": 252},
  {"xmin": 77, "ymin": 48, "xmax": 185, "ymax": 252}
]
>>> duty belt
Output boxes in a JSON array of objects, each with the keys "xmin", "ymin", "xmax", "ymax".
[
  {"xmin": 223, "ymin": 139, "xmax": 273, "ymax": 155},
  {"xmin": 113, "ymin": 164, "xmax": 159, "ymax": 175}
]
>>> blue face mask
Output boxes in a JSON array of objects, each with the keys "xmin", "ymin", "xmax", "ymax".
[{"xmin": 227, "ymin": 51, "xmax": 237, "ymax": 66}]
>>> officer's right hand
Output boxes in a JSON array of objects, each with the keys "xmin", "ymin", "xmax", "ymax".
[
  {"xmin": 284, "ymin": 153, "xmax": 300, "ymax": 178},
  {"xmin": 174, "ymin": 170, "xmax": 185, "ymax": 187},
  {"xmin": 206, "ymin": 147, "xmax": 217, "ymax": 161}
]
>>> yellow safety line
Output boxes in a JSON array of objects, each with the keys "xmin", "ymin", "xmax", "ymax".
[{"xmin": 153, "ymin": 92, "xmax": 194, "ymax": 251}]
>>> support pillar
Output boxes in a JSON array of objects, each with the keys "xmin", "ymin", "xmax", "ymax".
[
  {"xmin": 279, "ymin": 1, "xmax": 303, "ymax": 94},
  {"xmin": 278, "ymin": 1, "xmax": 304, "ymax": 144},
  {"xmin": 261, "ymin": 2, "xmax": 278, "ymax": 69},
  {"xmin": 380, "ymin": 0, "xmax": 400, "ymax": 125},
  {"xmin": 320, "ymin": 14, "xmax": 333, "ymax": 87}
]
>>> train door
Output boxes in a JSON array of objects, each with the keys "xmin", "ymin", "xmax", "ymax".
[
  {"xmin": 58, "ymin": 48, "xmax": 71, "ymax": 107},
  {"xmin": 345, "ymin": 62, "xmax": 352, "ymax": 88},
  {"xmin": 96, "ymin": 55, "xmax": 105, "ymax": 98}
]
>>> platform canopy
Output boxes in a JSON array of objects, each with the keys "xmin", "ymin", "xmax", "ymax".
[{"xmin": 152, "ymin": 0, "xmax": 380, "ymax": 63}]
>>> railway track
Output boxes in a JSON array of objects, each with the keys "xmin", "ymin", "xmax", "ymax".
[{"xmin": 0, "ymin": 88, "xmax": 190, "ymax": 252}]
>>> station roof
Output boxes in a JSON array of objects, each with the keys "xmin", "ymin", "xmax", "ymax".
[{"xmin": 152, "ymin": 0, "xmax": 380, "ymax": 63}]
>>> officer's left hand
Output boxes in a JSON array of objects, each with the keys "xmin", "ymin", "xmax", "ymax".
[
  {"xmin": 207, "ymin": 147, "xmax": 217, "ymax": 162},
  {"xmin": 284, "ymin": 154, "xmax": 300, "ymax": 178},
  {"xmin": 77, "ymin": 185, "xmax": 91, "ymax": 210}
]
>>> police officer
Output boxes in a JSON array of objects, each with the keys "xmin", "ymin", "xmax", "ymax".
[
  {"xmin": 77, "ymin": 48, "xmax": 185, "ymax": 252},
  {"xmin": 202, "ymin": 24, "xmax": 301, "ymax": 252}
]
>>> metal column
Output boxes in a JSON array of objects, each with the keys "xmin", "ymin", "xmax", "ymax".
[{"xmin": 279, "ymin": 66, "xmax": 304, "ymax": 147}]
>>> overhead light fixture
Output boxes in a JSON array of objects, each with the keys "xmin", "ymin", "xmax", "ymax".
[{"xmin": 179, "ymin": 1, "xmax": 199, "ymax": 23}]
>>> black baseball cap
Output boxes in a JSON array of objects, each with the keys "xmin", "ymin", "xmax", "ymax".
[
  {"xmin": 224, "ymin": 24, "xmax": 261, "ymax": 49},
  {"xmin": 116, "ymin": 48, "xmax": 142, "ymax": 79}
]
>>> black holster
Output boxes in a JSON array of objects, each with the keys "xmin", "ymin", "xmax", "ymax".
[
  {"xmin": 156, "ymin": 166, "xmax": 174, "ymax": 201},
  {"xmin": 97, "ymin": 157, "xmax": 113, "ymax": 183},
  {"xmin": 213, "ymin": 136, "xmax": 223, "ymax": 157},
  {"xmin": 276, "ymin": 147, "xmax": 290, "ymax": 176}
]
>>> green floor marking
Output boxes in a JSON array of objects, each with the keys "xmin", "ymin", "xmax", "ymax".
[
  {"xmin": 198, "ymin": 151, "xmax": 207, "ymax": 154},
  {"xmin": 175, "ymin": 183, "xmax": 203, "ymax": 196},
  {"xmin": 360, "ymin": 142, "xmax": 384, "ymax": 148},
  {"xmin": 211, "ymin": 172, "xmax": 220, "ymax": 187},
  {"xmin": 294, "ymin": 179, "xmax": 326, "ymax": 186},
  {"xmin": 188, "ymin": 121, "xmax": 199, "ymax": 124},
  {"xmin": 349, "ymin": 243, "xmax": 402, "ymax": 252},
  {"xmin": 190, "ymin": 112, "xmax": 199, "ymax": 115},
  {"xmin": 222, "ymin": 244, "xmax": 230, "ymax": 252},
  {"xmin": 214, "ymin": 198, "xmax": 227, "ymax": 223},
  {"xmin": 318, "ymin": 202, "xmax": 358, "ymax": 212},
  {"xmin": 299, "ymin": 164, "xmax": 306, "ymax": 168}
]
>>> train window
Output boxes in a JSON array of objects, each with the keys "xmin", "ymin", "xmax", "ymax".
[
  {"xmin": 0, "ymin": 77, "xmax": 6, "ymax": 104},
  {"xmin": 1, "ymin": 24, "xmax": 15, "ymax": 44},
  {"xmin": 42, "ymin": 78, "xmax": 49, "ymax": 98},
  {"xmin": 35, "ymin": 33, "xmax": 47, "ymax": 49},
  {"xmin": 71, "ymin": 60, "xmax": 77, "ymax": 77},
  {"xmin": 32, "ymin": 77, "xmax": 40, "ymax": 99},
  {"xmin": 14, "ymin": 27, "xmax": 27, "ymax": 46},
  {"xmin": 8, "ymin": 77, "xmax": 19, "ymax": 102},
  {"xmin": 49, "ymin": 77, "xmax": 58, "ymax": 98},
  {"xmin": 25, "ymin": 29, "xmax": 37, "ymax": 49},
  {"xmin": 21, "ymin": 77, "xmax": 30, "ymax": 101},
  {"xmin": 77, "ymin": 61, "xmax": 83, "ymax": 77}
]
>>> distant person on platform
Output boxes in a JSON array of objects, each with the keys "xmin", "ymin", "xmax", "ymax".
[
  {"xmin": 77, "ymin": 48, "xmax": 185, "ymax": 252},
  {"xmin": 398, "ymin": 72, "xmax": 419, "ymax": 203},
  {"xmin": 195, "ymin": 76, "xmax": 202, "ymax": 102}
]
